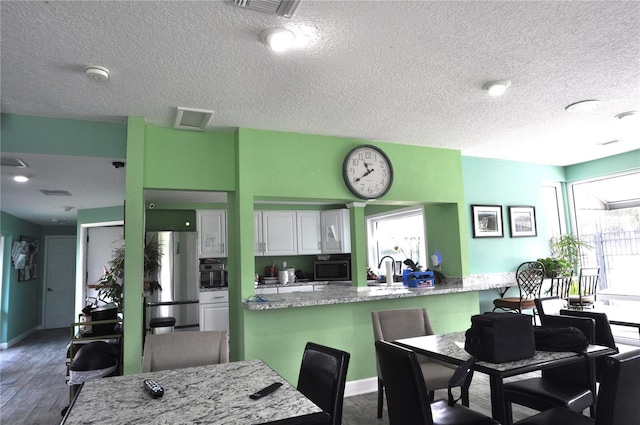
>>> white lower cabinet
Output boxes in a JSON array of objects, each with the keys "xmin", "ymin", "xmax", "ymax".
[{"xmin": 199, "ymin": 291, "xmax": 229, "ymax": 333}]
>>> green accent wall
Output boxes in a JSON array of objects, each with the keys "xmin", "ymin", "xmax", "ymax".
[{"xmin": 3, "ymin": 113, "xmax": 638, "ymax": 386}]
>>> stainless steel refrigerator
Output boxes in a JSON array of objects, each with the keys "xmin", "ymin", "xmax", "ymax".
[{"xmin": 145, "ymin": 231, "xmax": 200, "ymax": 331}]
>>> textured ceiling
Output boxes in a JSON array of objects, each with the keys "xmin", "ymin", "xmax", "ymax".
[{"xmin": 1, "ymin": 1, "xmax": 639, "ymax": 225}]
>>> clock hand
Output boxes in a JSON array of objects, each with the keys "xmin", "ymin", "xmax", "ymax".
[{"xmin": 353, "ymin": 168, "xmax": 374, "ymax": 183}]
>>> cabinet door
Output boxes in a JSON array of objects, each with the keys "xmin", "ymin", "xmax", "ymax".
[
  {"xmin": 321, "ymin": 209, "xmax": 351, "ymax": 254},
  {"xmin": 296, "ymin": 211, "xmax": 322, "ymax": 255},
  {"xmin": 197, "ymin": 210, "xmax": 227, "ymax": 258},
  {"xmin": 262, "ymin": 211, "xmax": 297, "ymax": 256},
  {"xmin": 254, "ymin": 211, "xmax": 264, "ymax": 256},
  {"xmin": 199, "ymin": 304, "xmax": 229, "ymax": 332}
]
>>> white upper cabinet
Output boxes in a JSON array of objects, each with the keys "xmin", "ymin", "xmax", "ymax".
[
  {"xmin": 321, "ymin": 209, "xmax": 351, "ymax": 254},
  {"xmin": 296, "ymin": 211, "xmax": 322, "ymax": 255},
  {"xmin": 255, "ymin": 211, "xmax": 298, "ymax": 256},
  {"xmin": 197, "ymin": 210, "xmax": 227, "ymax": 258}
]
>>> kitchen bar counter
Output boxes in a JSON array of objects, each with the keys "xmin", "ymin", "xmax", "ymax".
[{"xmin": 243, "ymin": 273, "xmax": 516, "ymax": 310}]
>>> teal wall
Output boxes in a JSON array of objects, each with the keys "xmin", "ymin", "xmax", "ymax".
[
  {"xmin": 1, "ymin": 114, "xmax": 126, "ymax": 156},
  {"xmin": 565, "ymin": 150, "xmax": 640, "ymax": 182},
  {"xmin": 462, "ymin": 157, "xmax": 565, "ymax": 273},
  {"xmin": 0, "ymin": 211, "xmax": 76, "ymax": 344}
]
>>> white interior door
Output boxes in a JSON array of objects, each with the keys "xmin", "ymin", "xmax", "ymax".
[{"xmin": 44, "ymin": 235, "xmax": 77, "ymax": 329}]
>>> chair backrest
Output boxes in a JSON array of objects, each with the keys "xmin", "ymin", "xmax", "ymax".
[
  {"xmin": 297, "ymin": 342, "xmax": 350, "ymax": 425},
  {"xmin": 578, "ymin": 267, "xmax": 600, "ymax": 298},
  {"xmin": 594, "ymin": 349, "xmax": 640, "ymax": 425},
  {"xmin": 534, "ymin": 296, "xmax": 566, "ymax": 320},
  {"xmin": 560, "ymin": 309, "xmax": 616, "ymax": 349},
  {"xmin": 375, "ymin": 340, "xmax": 434, "ymax": 425},
  {"xmin": 516, "ymin": 261, "xmax": 545, "ymax": 300},
  {"xmin": 141, "ymin": 330, "xmax": 228, "ymax": 372},
  {"xmin": 372, "ymin": 308, "xmax": 435, "ymax": 343},
  {"xmin": 549, "ymin": 270, "xmax": 574, "ymax": 299},
  {"xmin": 372, "ymin": 308, "xmax": 435, "ymax": 368}
]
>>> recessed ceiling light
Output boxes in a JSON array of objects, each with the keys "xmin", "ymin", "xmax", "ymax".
[
  {"xmin": 260, "ymin": 28, "xmax": 295, "ymax": 52},
  {"xmin": 615, "ymin": 111, "xmax": 638, "ymax": 121},
  {"xmin": 565, "ymin": 99, "xmax": 601, "ymax": 112},
  {"xmin": 14, "ymin": 175, "xmax": 30, "ymax": 183},
  {"xmin": 482, "ymin": 80, "xmax": 511, "ymax": 97}
]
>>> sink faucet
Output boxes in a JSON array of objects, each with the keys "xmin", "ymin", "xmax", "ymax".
[{"xmin": 378, "ymin": 256, "xmax": 396, "ymax": 277}]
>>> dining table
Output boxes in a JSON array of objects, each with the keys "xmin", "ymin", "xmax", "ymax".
[
  {"xmin": 60, "ymin": 359, "xmax": 329, "ymax": 425},
  {"xmin": 395, "ymin": 331, "xmax": 616, "ymax": 425}
]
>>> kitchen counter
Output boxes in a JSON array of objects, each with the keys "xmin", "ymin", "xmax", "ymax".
[
  {"xmin": 200, "ymin": 286, "xmax": 229, "ymax": 292},
  {"xmin": 243, "ymin": 273, "xmax": 516, "ymax": 310}
]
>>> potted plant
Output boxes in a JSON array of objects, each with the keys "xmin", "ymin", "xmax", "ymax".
[
  {"xmin": 96, "ymin": 236, "xmax": 163, "ymax": 311},
  {"xmin": 538, "ymin": 234, "xmax": 591, "ymax": 278}
]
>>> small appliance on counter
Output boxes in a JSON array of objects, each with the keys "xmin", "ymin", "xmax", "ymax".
[
  {"xmin": 402, "ymin": 269, "xmax": 435, "ymax": 287},
  {"xmin": 200, "ymin": 260, "xmax": 228, "ymax": 288}
]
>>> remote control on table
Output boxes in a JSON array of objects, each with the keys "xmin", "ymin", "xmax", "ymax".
[
  {"xmin": 144, "ymin": 379, "xmax": 164, "ymax": 399},
  {"xmin": 249, "ymin": 382, "xmax": 282, "ymax": 400}
]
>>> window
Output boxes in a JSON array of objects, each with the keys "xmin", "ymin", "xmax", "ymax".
[
  {"xmin": 542, "ymin": 182, "xmax": 566, "ymax": 240},
  {"xmin": 366, "ymin": 207, "xmax": 427, "ymax": 276},
  {"xmin": 570, "ymin": 172, "xmax": 640, "ymax": 294}
]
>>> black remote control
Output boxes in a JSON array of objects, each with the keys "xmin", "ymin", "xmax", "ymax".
[
  {"xmin": 144, "ymin": 379, "xmax": 164, "ymax": 399},
  {"xmin": 249, "ymin": 382, "xmax": 282, "ymax": 400}
]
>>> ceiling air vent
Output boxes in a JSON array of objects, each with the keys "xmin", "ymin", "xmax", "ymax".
[
  {"xmin": 1, "ymin": 156, "xmax": 29, "ymax": 168},
  {"xmin": 40, "ymin": 190, "xmax": 72, "ymax": 196},
  {"xmin": 233, "ymin": 0, "xmax": 301, "ymax": 18},
  {"xmin": 174, "ymin": 107, "xmax": 214, "ymax": 131}
]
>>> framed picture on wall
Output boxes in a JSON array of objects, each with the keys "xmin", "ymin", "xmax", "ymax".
[
  {"xmin": 471, "ymin": 205, "xmax": 504, "ymax": 238},
  {"xmin": 508, "ymin": 206, "xmax": 537, "ymax": 237}
]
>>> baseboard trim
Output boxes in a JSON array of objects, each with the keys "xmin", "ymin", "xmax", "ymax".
[
  {"xmin": 344, "ymin": 376, "xmax": 377, "ymax": 397},
  {"xmin": 0, "ymin": 326, "xmax": 39, "ymax": 350}
]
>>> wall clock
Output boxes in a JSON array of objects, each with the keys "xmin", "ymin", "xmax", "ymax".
[{"xmin": 342, "ymin": 145, "xmax": 394, "ymax": 200}]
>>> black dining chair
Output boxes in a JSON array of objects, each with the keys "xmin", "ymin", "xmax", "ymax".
[
  {"xmin": 535, "ymin": 296, "xmax": 618, "ymax": 381},
  {"xmin": 548, "ymin": 270, "xmax": 573, "ymax": 302},
  {"xmin": 493, "ymin": 261, "xmax": 545, "ymax": 315},
  {"xmin": 502, "ymin": 311, "xmax": 598, "ymax": 425},
  {"xmin": 514, "ymin": 348, "xmax": 640, "ymax": 425},
  {"xmin": 568, "ymin": 267, "xmax": 600, "ymax": 309},
  {"xmin": 375, "ymin": 340, "xmax": 499, "ymax": 425},
  {"xmin": 297, "ymin": 342, "xmax": 350, "ymax": 425}
]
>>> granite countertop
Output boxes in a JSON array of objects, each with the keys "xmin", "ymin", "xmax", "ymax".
[
  {"xmin": 243, "ymin": 273, "xmax": 516, "ymax": 310},
  {"xmin": 62, "ymin": 359, "xmax": 324, "ymax": 425}
]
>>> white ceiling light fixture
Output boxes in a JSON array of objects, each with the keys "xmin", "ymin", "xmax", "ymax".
[
  {"xmin": 85, "ymin": 66, "xmax": 110, "ymax": 81},
  {"xmin": 260, "ymin": 28, "xmax": 295, "ymax": 52},
  {"xmin": 565, "ymin": 99, "xmax": 601, "ymax": 112},
  {"xmin": 482, "ymin": 80, "xmax": 511, "ymax": 97},
  {"xmin": 174, "ymin": 107, "xmax": 214, "ymax": 131},
  {"xmin": 14, "ymin": 175, "xmax": 30, "ymax": 183}
]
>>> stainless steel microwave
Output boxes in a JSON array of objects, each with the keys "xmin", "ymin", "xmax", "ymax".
[{"xmin": 314, "ymin": 259, "xmax": 350, "ymax": 281}]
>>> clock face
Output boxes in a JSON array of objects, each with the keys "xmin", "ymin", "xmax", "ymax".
[{"xmin": 342, "ymin": 145, "xmax": 394, "ymax": 199}]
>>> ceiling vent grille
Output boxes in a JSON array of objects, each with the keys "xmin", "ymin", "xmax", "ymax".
[
  {"xmin": 40, "ymin": 190, "xmax": 72, "ymax": 196},
  {"xmin": 1, "ymin": 156, "xmax": 29, "ymax": 168},
  {"xmin": 233, "ymin": 0, "xmax": 301, "ymax": 18},
  {"xmin": 174, "ymin": 107, "xmax": 214, "ymax": 131}
]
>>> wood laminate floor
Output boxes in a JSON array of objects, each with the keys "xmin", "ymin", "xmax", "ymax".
[
  {"xmin": 1, "ymin": 328, "xmax": 71, "ymax": 425},
  {"xmin": 1, "ymin": 329, "xmax": 577, "ymax": 425}
]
